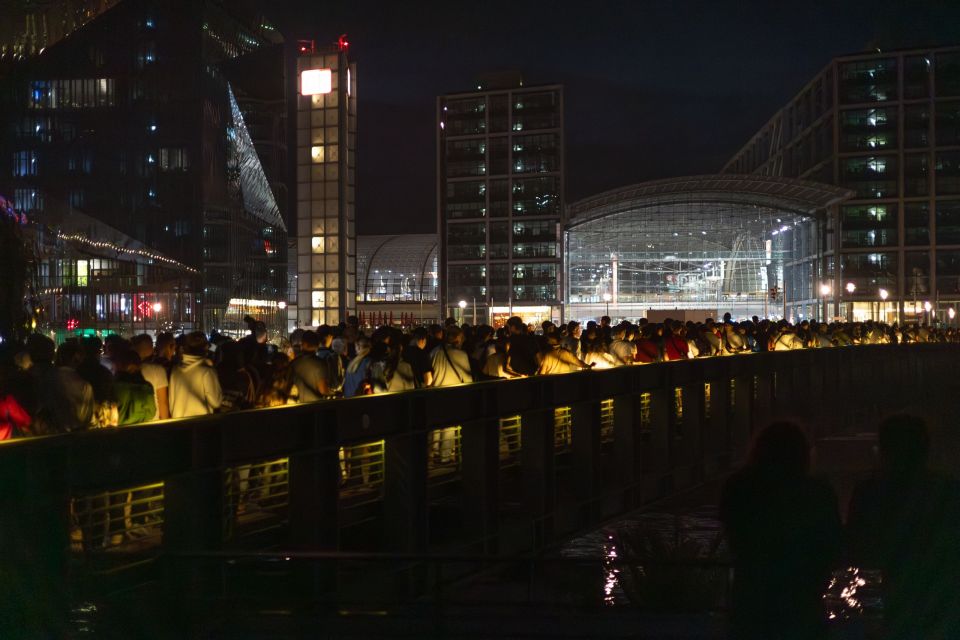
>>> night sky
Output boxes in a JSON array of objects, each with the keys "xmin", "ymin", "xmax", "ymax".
[{"xmin": 265, "ymin": 1, "xmax": 960, "ymax": 235}]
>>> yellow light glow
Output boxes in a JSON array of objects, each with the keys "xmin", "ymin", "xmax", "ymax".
[
  {"xmin": 312, "ymin": 290, "xmax": 325, "ymax": 308},
  {"xmin": 300, "ymin": 68, "xmax": 332, "ymax": 96},
  {"xmin": 311, "ymin": 236, "xmax": 324, "ymax": 253},
  {"xmin": 311, "ymin": 145, "xmax": 324, "ymax": 162}
]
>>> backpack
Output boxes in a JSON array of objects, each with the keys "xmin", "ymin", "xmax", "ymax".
[
  {"xmin": 115, "ymin": 379, "xmax": 157, "ymax": 425},
  {"xmin": 316, "ymin": 347, "xmax": 345, "ymax": 395}
]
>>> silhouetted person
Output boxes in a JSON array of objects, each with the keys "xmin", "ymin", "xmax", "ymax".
[
  {"xmin": 720, "ymin": 422, "xmax": 841, "ymax": 639},
  {"xmin": 847, "ymin": 415, "xmax": 960, "ymax": 639}
]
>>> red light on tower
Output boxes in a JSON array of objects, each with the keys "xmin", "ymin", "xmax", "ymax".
[
  {"xmin": 66, "ymin": 318, "xmax": 79, "ymax": 331},
  {"xmin": 337, "ymin": 34, "xmax": 349, "ymax": 52}
]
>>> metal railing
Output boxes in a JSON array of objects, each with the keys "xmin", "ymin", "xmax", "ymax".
[{"xmin": 1, "ymin": 343, "xmax": 955, "ymax": 632}]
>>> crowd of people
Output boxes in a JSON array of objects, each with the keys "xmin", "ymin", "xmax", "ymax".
[
  {"xmin": 0, "ymin": 312, "xmax": 956, "ymax": 438},
  {"xmin": 722, "ymin": 416, "xmax": 960, "ymax": 639}
]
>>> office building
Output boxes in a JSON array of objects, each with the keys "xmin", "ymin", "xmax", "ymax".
[
  {"xmin": 293, "ymin": 37, "xmax": 357, "ymax": 329},
  {"xmin": 0, "ymin": 0, "xmax": 288, "ymax": 336},
  {"xmin": 724, "ymin": 45, "xmax": 960, "ymax": 323},
  {"xmin": 437, "ymin": 74, "xmax": 563, "ymax": 326}
]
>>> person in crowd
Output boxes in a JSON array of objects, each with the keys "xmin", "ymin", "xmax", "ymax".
[
  {"xmin": 402, "ymin": 326, "xmax": 434, "ymax": 387},
  {"xmin": 256, "ymin": 352, "xmax": 294, "ymax": 407},
  {"xmin": 290, "ymin": 330, "xmax": 331, "ymax": 403},
  {"xmin": 846, "ymin": 415, "xmax": 960, "ymax": 639},
  {"xmin": 368, "ymin": 337, "xmax": 417, "ymax": 393},
  {"xmin": 430, "ymin": 325, "xmax": 473, "ymax": 387},
  {"xmin": 315, "ymin": 325, "xmax": 344, "ymax": 397},
  {"xmin": 26, "ymin": 337, "xmax": 94, "ymax": 434},
  {"xmin": 663, "ymin": 321, "xmax": 690, "ymax": 361},
  {"xmin": 720, "ymin": 422, "xmax": 841, "ymax": 640},
  {"xmin": 130, "ymin": 334, "xmax": 170, "ymax": 420},
  {"xmin": 609, "ymin": 323, "xmax": 638, "ymax": 364},
  {"xmin": 582, "ymin": 334, "xmax": 620, "ymax": 369},
  {"xmin": 77, "ymin": 337, "xmax": 118, "ymax": 427},
  {"xmin": 634, "ymin": 324, "xmax": 663, "ymax": 363},
  {"xmin": 504, "ymin": 316, "xmax": 540, "ymax": 377},
  {"xmin": 216, "ymin": 341, "xmax": 256, "ymax": 412},
  {"xmin": 343, "ymin": 335, "xmax": 373, "ymax": 398},
  {"xmin": 538, "ymin": 333, "xmax": 592, "ymax": 375},
  {"xmin": 562, "ymin": 321, "xmax": 582, "ymax": 359},
  {"xmin": 168, "ymin": 332, "xmax": 221, "ymax": 418}
]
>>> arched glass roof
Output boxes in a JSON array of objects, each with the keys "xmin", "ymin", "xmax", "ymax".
[
  {"xmin": 357, "ymin": 234, "xmax": 438, "ymax": 302},
  {"xmin": 568, "ymin": 174, "xmax": 852, "ymax": 228},
  {"xmin": 565, "ymin": 175, "xmax": 853, "ymax": 316}
]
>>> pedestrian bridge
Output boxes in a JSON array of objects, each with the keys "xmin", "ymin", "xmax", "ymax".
[{"xmin": 0, "ymin": 345, "xmax": 954, "ymax": 632}]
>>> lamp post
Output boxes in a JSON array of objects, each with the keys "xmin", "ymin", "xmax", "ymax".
[
  {"xmin": 602, "ymin": 292, "xmax": 612, "ymax": 319},
  {"xmin": 950, "ymin": 306, "xmax": 956, "ymax": 327},
  {"xmin": 152, "ymin": 302, "xmax": 162, "ymax": 334},
  {"xmin": 458, "ymin": 299, "xmax": 467, "ymax": 324},
  {"xmin": 820, "ymin": 283, "xmax": 831, "ymax": 321},
  {"xmin": 924, "ymin": 300, "xmax": 932, "ymax": 326},
  {"xmin": 878, "ymin": 288, "xmax": 889, "ymax": 323},
  {"xmin": 845, "ymin": 282, "xmax": 856, "ymax": 322}
]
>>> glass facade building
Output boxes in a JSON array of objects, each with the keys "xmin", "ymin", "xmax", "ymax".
[
  {"xmin": 437, "ymin": 77, "xmax": 564, "ymax": 324},
  {"xmin": 565, "ymin": 176, "xmax": 850, "ymax": 322},
  {"xmin": 724, "ymin": 45, "xmax": 960, "ymax": 323},
  {"xmin": 356, "ymin": 234, "xmax": 437, "ymax": 302},
  {"xmin": 0, "ymin": 0, "xmax": 289, "ymax": 335}
]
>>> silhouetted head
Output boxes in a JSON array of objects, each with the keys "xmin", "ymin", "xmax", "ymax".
[
  {"xmin": 877, "ymin": 414, "xmax": 929, "ymax": 478},
  {"xmin": 749, "ymin": 422, "xmax": 810, "ymax": 476}
]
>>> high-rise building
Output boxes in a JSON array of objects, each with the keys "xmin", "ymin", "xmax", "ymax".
[
  {"xmin": 292, "ymin": 38, "xmax": 357, "ymax": 329},
  {"xmin": 437, "ymin": 74, "xmax": 564, "ymax": 327},
  {"xmin": 724, "ymin": 45, "xmax": 960, "ymax": 323},
  {"xmin": 0, "ymin": 0, "xmax": 120, "ymax": 62},
  {"xmin": 0, "ymin": 0, "xmax": 289, "ymax": 335}
]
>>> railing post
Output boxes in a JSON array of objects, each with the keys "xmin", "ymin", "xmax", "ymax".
[
  {"xmin": 384, "ymin": 428, "xmax": 429, "ymax": 555},
  {"xmin": 570, "ymin": 400, "xmax": 602, "ymax": 526},
  {"xmin": 164, "ymin": 428, "xmax": 223, "ymax": 552},
  {"xmin": 288, "ymin": 409, "xmax": 340, "ymax": 549},
  {"xmin": 461, "ymin": 417, "xmax": 500, "ymax": 554},
  {"xmin": 641, "ymin": 386, "xmax": 671, "ymax": 501},
  {"xmin": 0, "ymin": 445, "xmax": 70, "ymax": 635},
  {"xmin": 612, "ymin": 394, "xmax": 642, "ymax": 511},
  {"xmin": 705, "ymin": 377, "xmax": 730, "ymax": 476},
  {"xmin": 675, "ymin": 381, "xmax": 704, "ymax": 487},
  {"xmin": 520, "ymin": 407, "xmax": 555, "ymax": 550},
  {"xmin": 731, "ymin": 373, "xmax": 753, "ymax": 463}
]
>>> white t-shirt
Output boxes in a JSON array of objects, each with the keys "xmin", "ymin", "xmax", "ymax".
[{"xmin": 140, "ymin": 362, "xmax": 168, "ymax": 421}]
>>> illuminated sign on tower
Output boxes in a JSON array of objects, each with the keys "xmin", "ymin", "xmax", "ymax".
[{"xmin": 294, "ymin": 39, "xmax": 358, "ymax": 327}]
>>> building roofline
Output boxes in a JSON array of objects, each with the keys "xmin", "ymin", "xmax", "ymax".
[{"xmin": 440, "ymin": 83, "xmax": 563, "ymax": 99}]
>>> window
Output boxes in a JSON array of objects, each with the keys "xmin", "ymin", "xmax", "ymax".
[
  {"xmin": 838, "ymin": 59, "xmax": 897, "ymax": 104},
  {"xmin": 936, "ymin": 51, "xmax": 960, "ymax": 97},
  {"xmin": 447, "ymin": 222, "xmax": 486, "ymax": 260},
  {"xmin": 840, "ymin": 252, "xmax": 897, "ymax": 294},
  {"xmin": 445, "ymin": 139, "xmax": 486, "ymax": 177},
  {"xmin": 839, "ymin": 108, "xmax": 897, "ymax": 151},
  {"xmin": 936, "ymin": 250, "xmax": 960, "ymax": 295},
  {"xmin": 159, "ymin": 147, "xmax": 189, "ymax": 171},
  {"xmin": 138, "ymin": 42, "xmax": 156, "ymax": 68},
  {"xmin": 905, "ymin": 252, "xmax": 930, "ymax": 297},
  {"xmin": 12, "ymin": 151, "xmax": 37, "ymax": 177},
  {"xmin": 936, "ymin": 102, "xmax": 960, "ymax": 147},
  {"xmin": 446, "ymin": 180, "xmax": 486, "ymax": 219},
  {"xmin": 904, "ymin": 203, "xmax": 930, "ymax": 245},
  {"xmin": 841, "ymin": 204, "xmax": 897, "ymax": 248},
  {"xmin": 905, "ymin": 104, "xmax": 930, "ymax": 148},
  {"xmin": 512, "ymin": 176, "xmax": 559, "ymax": 216},
  {"xmin": 442, "ymin": 97, "xmax": 486, "ymax": 135},
  {"xmin": 13, "ymin": 189, "xmax": 42, "ymax": 212},
  {"xmin": 904, "ymin": 154, "xmax": 929, "ymax": 197},
  {"xmin": 936, "ymin": 152, "xmax": 960, "ymax": 195},
  {"xmin": 841, "ymin": 156, "xmax": 898, "ymax": 198},
  {"xmin": 512, "ymin": 134, "xmax": 559, "ymax": 174},
  {"xmin": 936, "ymin": 200, "xmax": 960, "ymax": 244},
  {"xmin": 903, "ymin": 55, "xmax": 931, "ymax": 99}
]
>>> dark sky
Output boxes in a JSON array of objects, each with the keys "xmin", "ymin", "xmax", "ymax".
[{"xmin": 265, "ymin": 0, "xmax": 960, "ymax": 235}]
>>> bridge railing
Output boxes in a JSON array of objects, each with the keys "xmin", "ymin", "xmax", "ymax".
[{"xmin": 0, "ymin": 344, "xmax": 953, "ymax": 608}]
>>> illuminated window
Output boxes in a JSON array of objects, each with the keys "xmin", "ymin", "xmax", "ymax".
[
  {"xmin": 311, "ymin": 236, "xmax": 324, "ymax": 253},
  {"xmin": 311, "ymin": 146, "xmax": 324, "ymax": 163},
  {"xmin": 311, "ymin": 290, "xmax": 325, "ymax": 308},
  {"xmin": 300, "ymin": 69, "xmax": 332, "ymax": 96}
]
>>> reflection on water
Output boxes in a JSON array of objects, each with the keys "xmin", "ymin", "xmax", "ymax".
[{"xmin": 563, "ymin": 507, "xmax": 884, "ymax": 621}]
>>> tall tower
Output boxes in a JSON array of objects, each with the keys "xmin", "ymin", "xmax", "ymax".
[
  {"xmin": 437, "ymin": 74, "xmax": 564, "ymax": 327},
  {"xmin": 294, "ymin": 37, "xmax": 357, "ymax": 328}
]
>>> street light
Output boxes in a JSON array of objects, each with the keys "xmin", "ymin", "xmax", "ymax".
[
  {"xmin": 458, "ymin": 299, "xmax": 467, "ymax": 324},
  {"xmin": 277, "ymin": 301, "xmax": 287, "ymax": 310},
  {"xmin": 152, "ymin": 302, "xmax": 162, "ymax": 313},
  {"xmin": 819, "ymin": 283, "xmax": 831, "ymax": 296},
  {"xmin": 602, "ymin": 292, "xmax": 612, "ymax": 318},
  {"xmin": 845, "ymin": 282, "xmax": 856, "ymax": 294}
]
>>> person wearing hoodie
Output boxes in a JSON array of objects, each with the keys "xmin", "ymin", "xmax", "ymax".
[{"xmin": 169, "ymin": 332, "xmax": 222, "ymax": 419}]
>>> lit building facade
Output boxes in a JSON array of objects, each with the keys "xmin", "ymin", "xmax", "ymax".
[
  {"xmin": 293, "ymin": 39, "xmax": 357, "ymax": 328},
  {"xmin": 724, "ymin": 45, "xmax": 960, "ymax": 323},
  {"xmin": 437, "ymin": 76, "xmax": 564, "ymax": 326},
  {"xmin": 0, "ymin": 0, "xmax": 289, "ymax": 336}
]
